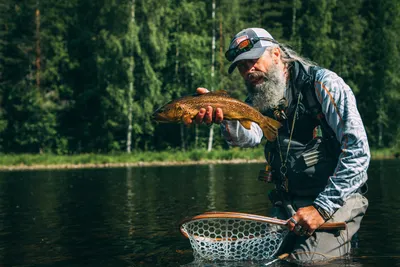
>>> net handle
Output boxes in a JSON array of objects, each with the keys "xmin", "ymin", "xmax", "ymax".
[{"xmin": 179, "ymin": 211, "xmax": 346, "ymax": 238}]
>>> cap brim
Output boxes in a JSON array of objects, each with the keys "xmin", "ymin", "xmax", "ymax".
[{"xmin": 228, "ymin": 47, "xmax": 267, "ymax": 74}]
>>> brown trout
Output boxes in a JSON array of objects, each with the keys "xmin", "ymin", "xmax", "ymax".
[{"xmin": 153, "ymin": 90, "xmax": 281, "ymax": 141}]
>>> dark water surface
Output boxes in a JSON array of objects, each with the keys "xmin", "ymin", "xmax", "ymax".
[{"xmin": 0, "ymin": 160, "xmax": 399, "ymax": 266}]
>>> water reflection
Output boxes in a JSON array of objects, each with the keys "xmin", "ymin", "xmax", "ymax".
[
  {"xmin": 0, "ymin": 160, "xmax": 397, "ymax": 266},
  {"xmin": 207, "ymin": 164, "xmax": 217, "ymax": 210},
  {"xmin": 357, "ymin": 160, "xmax": 400, "ymax": 257}
]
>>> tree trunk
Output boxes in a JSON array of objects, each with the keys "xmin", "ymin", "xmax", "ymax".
[
  {"xmin": 180, "ymin": 124, "xmax": 186, "ymax": 151},
  {"xmin": 291, "ymin": 0, "xmax": 297, "ymax": 41},
  {"xmin": 195, "ymin": 124, "xmax": 199, "ymax": 149},
  {"xmin": 35, "ymin": 1, "xmax": 42, "ymax": 154},
  {"xmin": 35, "ymin": 3, "xmax": 40, "ymax": 89},
  {"xmin": 207, "ymin": 0, "xmax": 216, "ymax": 152},
  {"xmin": 378, "ymin": 95, "xmax": 384, "ymax": 148},
  {"xmin": 127, "ymin": 75, "xmax": 133, "ymax": 153},
  {"xmin": 175, "ymin": 21, "xmax": 185, "ymax": 151},
  {"xmin": 219, "ymin": 16, "xmax": 224, "ymax": 73},
  {"xmin": 126, "ymin": 0, "xmax": 135, "ymax": 153}
]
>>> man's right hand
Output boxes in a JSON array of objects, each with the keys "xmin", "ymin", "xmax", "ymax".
[{"xmin": 184, "ymin": 87, "xmax": 224, "ymax": 125}]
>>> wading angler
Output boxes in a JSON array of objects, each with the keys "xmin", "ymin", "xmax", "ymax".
[{"xmin": 189, "ymin": 27, "xmax": 370, "ymax": 264}]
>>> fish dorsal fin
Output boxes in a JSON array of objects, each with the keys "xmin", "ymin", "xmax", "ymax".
[{"xmin": 212, "ymin": 90, "xmax": 230, "ymax": 96}]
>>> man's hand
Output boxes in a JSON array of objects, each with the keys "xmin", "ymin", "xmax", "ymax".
[
  {"xmin": 287, "ymin": 205, "xmax": 326, "ymax": 236},
  {"xmin": 183, "ymin": 87, "xmax": 224, "ymax": 125}
]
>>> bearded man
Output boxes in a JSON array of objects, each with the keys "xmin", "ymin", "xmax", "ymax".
[{"xmin": 189, "ymin": 28, "xmax": 370, "ymax": 264}]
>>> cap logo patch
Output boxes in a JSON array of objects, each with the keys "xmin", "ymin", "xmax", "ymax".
[{"xmin": 233, "ymin": 35, "xmax": 248, "ymax": 46}]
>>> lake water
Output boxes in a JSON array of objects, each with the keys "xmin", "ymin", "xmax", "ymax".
[{"xmin": 0, "ymin": 159, "xmax": 399, "ymax": 266}]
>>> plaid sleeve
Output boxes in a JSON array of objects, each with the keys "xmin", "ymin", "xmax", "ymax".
[
  {"xmin": 313, "ymin": 69, "xmax": 370, "ymax": 216},
  {"xmin": 220, "ymin": 120, "xmax": 263, "ymax": 147}
]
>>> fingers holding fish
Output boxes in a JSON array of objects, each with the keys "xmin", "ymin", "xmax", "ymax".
[
  {"xmin": 204, "ymin": 106, "xmax": 213, "ymax": 125},
  {"xmin": 194, "ymin": 106, "xmax": 224, "ymax": 125},
  {"xmin": 202, "ymin": 107, "xmax": 224, "ymax": 124},
  {"xmin": 195, "ymin": 108, "xmax": 207, "ymax": 124},
  {"xmin": 206, "ymin": 107, "xmax": 223, "ymax": 124},
  {"xmin": 191, "ymin": 88, "xmax": 211, "ymax": 125},
  {"xmin": 214, "ymin": 108, "xmax": 224, "ymax": 124},
  {"xmin": 196, "ymin": 87, "xmax": 210, "ymax": 95}
]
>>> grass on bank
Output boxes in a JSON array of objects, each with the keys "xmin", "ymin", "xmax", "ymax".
[
  {"xmin": 0, "ymin": 147, "xmax": 266, "ymax": 167},
  {"xmin": 370, "ymin": 148, "xmax": 398, "ymax": 159},
  {"xmin": 0, "ymin": 147, "xmax": 397, "ymax": 167}
]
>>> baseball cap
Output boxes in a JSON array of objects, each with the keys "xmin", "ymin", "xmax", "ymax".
[{"xmin": 226, "ymin": 28, "xmax": 278, "ymax": 74}]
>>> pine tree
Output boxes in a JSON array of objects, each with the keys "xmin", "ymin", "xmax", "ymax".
[
  {"xmin": 125, "ymin": 0, "xmax": 139, "ymax": 153},
  {"xmin": 0, "ymin": 0, "xmax": 11, "ymax": 148},
  {"xmin": 330, "ymin": 0, "xmax": 366, "ymax": 94},
  {"xmin": 130, "ymin": 0, "xmax": 174, "ymax": 150},
  {"xmin": 0, "ymin": 0, "xmax": 59, "ymax": 153},
  {"xmin": 61, "ymin": 0, "xmax": 133, "ymax": 152},
  {"xmin": 297, "ymin": 0, "xmax": 336, "ymax": 67},
  {"xmin": 152, "ymin": 0, "xmax": 211, "ymax": 150},
  {"xmin": 359, "ymin": 0, "xmax": 400, "ymax": 148}
]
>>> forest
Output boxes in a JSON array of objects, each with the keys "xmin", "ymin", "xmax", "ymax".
[{"xmin": 0, "ymin": 0, "xmax": 399, "ymax": 154}]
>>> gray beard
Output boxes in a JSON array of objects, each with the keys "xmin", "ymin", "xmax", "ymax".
[{"xmin": 246, "ymin": 65, "xmax": 287, "ymax": 113}]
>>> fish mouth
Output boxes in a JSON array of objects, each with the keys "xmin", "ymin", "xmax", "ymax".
[
  {"xmin": 152, "ymin": 111, "xmax": 175, "ymax": 123},
  {"xmin": 152, "ymin": 112, "xmax": 167, "ymax": 122}
]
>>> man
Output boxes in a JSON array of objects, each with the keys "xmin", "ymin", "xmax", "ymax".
[{"xmin": 188, "ymin": 28, "xmax": 370, "ymax": 264}]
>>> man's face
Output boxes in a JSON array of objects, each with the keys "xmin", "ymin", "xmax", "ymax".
[{"xmin": 237, "ymin": 48, "xmax": 286, "ymax": 113}]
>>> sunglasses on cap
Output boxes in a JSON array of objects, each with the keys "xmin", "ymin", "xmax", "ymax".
[{"xmin": 225, "ymin": 37, "xmax": 279, "ymax": 62}]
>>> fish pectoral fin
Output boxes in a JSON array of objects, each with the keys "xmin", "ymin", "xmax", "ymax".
[
  {"xmin": 181, "ymin": 114, "xmax": 193, "ymax": 125},
  {"xmin": 260, "ymin": 117, "xmax": 282, "ymax": 141},
  {"xmin": 239, "ymin": 119, "xmax": 253, "ymax": 130}
]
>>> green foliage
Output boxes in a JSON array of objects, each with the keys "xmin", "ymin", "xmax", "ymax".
[
  {"xmin": 0, "ymin": 147, "xmax": 264, "ymax": 167},
  {"xmin": 297, "ymin": 0, "xmax": 336, "ymax": 68},
  {"xmin": 357, "ymin": 0, "xmax": 400, "ymax": 148},
  {"xmin": 0, "ymin": 146, "xmax": 392, "ymax": 169},
  {"xmin": 330, "ymin": 0, "xmax": 366, "ymax": 93},
  {"xmin": 0, "ymin": 0, "xmax": 398, "ymax": 154}
]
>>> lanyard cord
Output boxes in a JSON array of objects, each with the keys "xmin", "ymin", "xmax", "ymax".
[{"xmin": 276, "ymin": 92, "xmax": 302, "ymax": 191}]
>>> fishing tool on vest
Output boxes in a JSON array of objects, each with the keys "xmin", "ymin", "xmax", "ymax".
[
  {"xmin": 258, "ymin": 98, "xmax": 289, "ymax": 184},
  {"xmin": 179, "ymin": 211, "xmax": 346, "ymax": 262},
  {"xmin": 276, "ymin": 92, "xmax": 302, "ymax": 192},
  {"xmin": 258, "ymin": 152, "xmax": 273, "ymax": 183},
  {"xmin": 273, "ymin": 98, "xmax": 288, "ymax": 121}
]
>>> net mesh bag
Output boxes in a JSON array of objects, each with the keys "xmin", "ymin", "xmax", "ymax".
[{"xmin": 180, "ymin": 212, "xmax": 289, "ymax": 262}]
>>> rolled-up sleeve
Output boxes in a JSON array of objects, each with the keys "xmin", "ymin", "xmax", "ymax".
[
  {"xmin": 313, "ymin": 69, "xmax": 370, "ymax": 216},
  {"xmin": 220, "ymin": 120, "xmax": 263, "ymax": 147}
]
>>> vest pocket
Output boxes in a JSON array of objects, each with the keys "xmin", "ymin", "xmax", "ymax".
[{"xmin": 269, "ymin": 137, "xmax": 338, "ymax": 197}]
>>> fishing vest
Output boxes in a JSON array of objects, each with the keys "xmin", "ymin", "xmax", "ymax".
[{"xmin": 265, "ymin": 61, "xmax": 341, "ymax": 197}]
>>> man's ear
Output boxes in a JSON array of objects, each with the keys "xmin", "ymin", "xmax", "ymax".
[{"xmin": 271, "ymin": 46, "xmax": 281, "ymax": 64}]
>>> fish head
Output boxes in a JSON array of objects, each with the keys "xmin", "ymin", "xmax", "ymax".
[{"xmin": 152, "ymin": 102, "xmax": 186, "ymax": 123}]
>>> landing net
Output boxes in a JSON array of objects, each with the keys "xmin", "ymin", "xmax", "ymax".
[{"xmin": 179, "ymin": 212, "xmax": 289, "ymax": 262}]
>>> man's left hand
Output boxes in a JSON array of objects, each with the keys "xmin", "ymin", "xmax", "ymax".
[{"xmin": 287, "ymin": 205, "xmax": 325, "ymax": 236}]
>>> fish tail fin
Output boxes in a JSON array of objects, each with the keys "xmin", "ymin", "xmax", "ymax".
[{"xmin": 260, "ymin": 117, "xmax": 281, "ymax": 141}]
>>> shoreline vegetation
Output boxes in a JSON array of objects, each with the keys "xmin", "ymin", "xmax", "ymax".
[{"xmin": 0, "ymin": 148, "xmax": 397, "ymax": 171}]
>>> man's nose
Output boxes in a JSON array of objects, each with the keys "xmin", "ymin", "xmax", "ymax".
[{"xmin": 239, "ymin": 61, "xmax": 256, "ymax": 76}]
